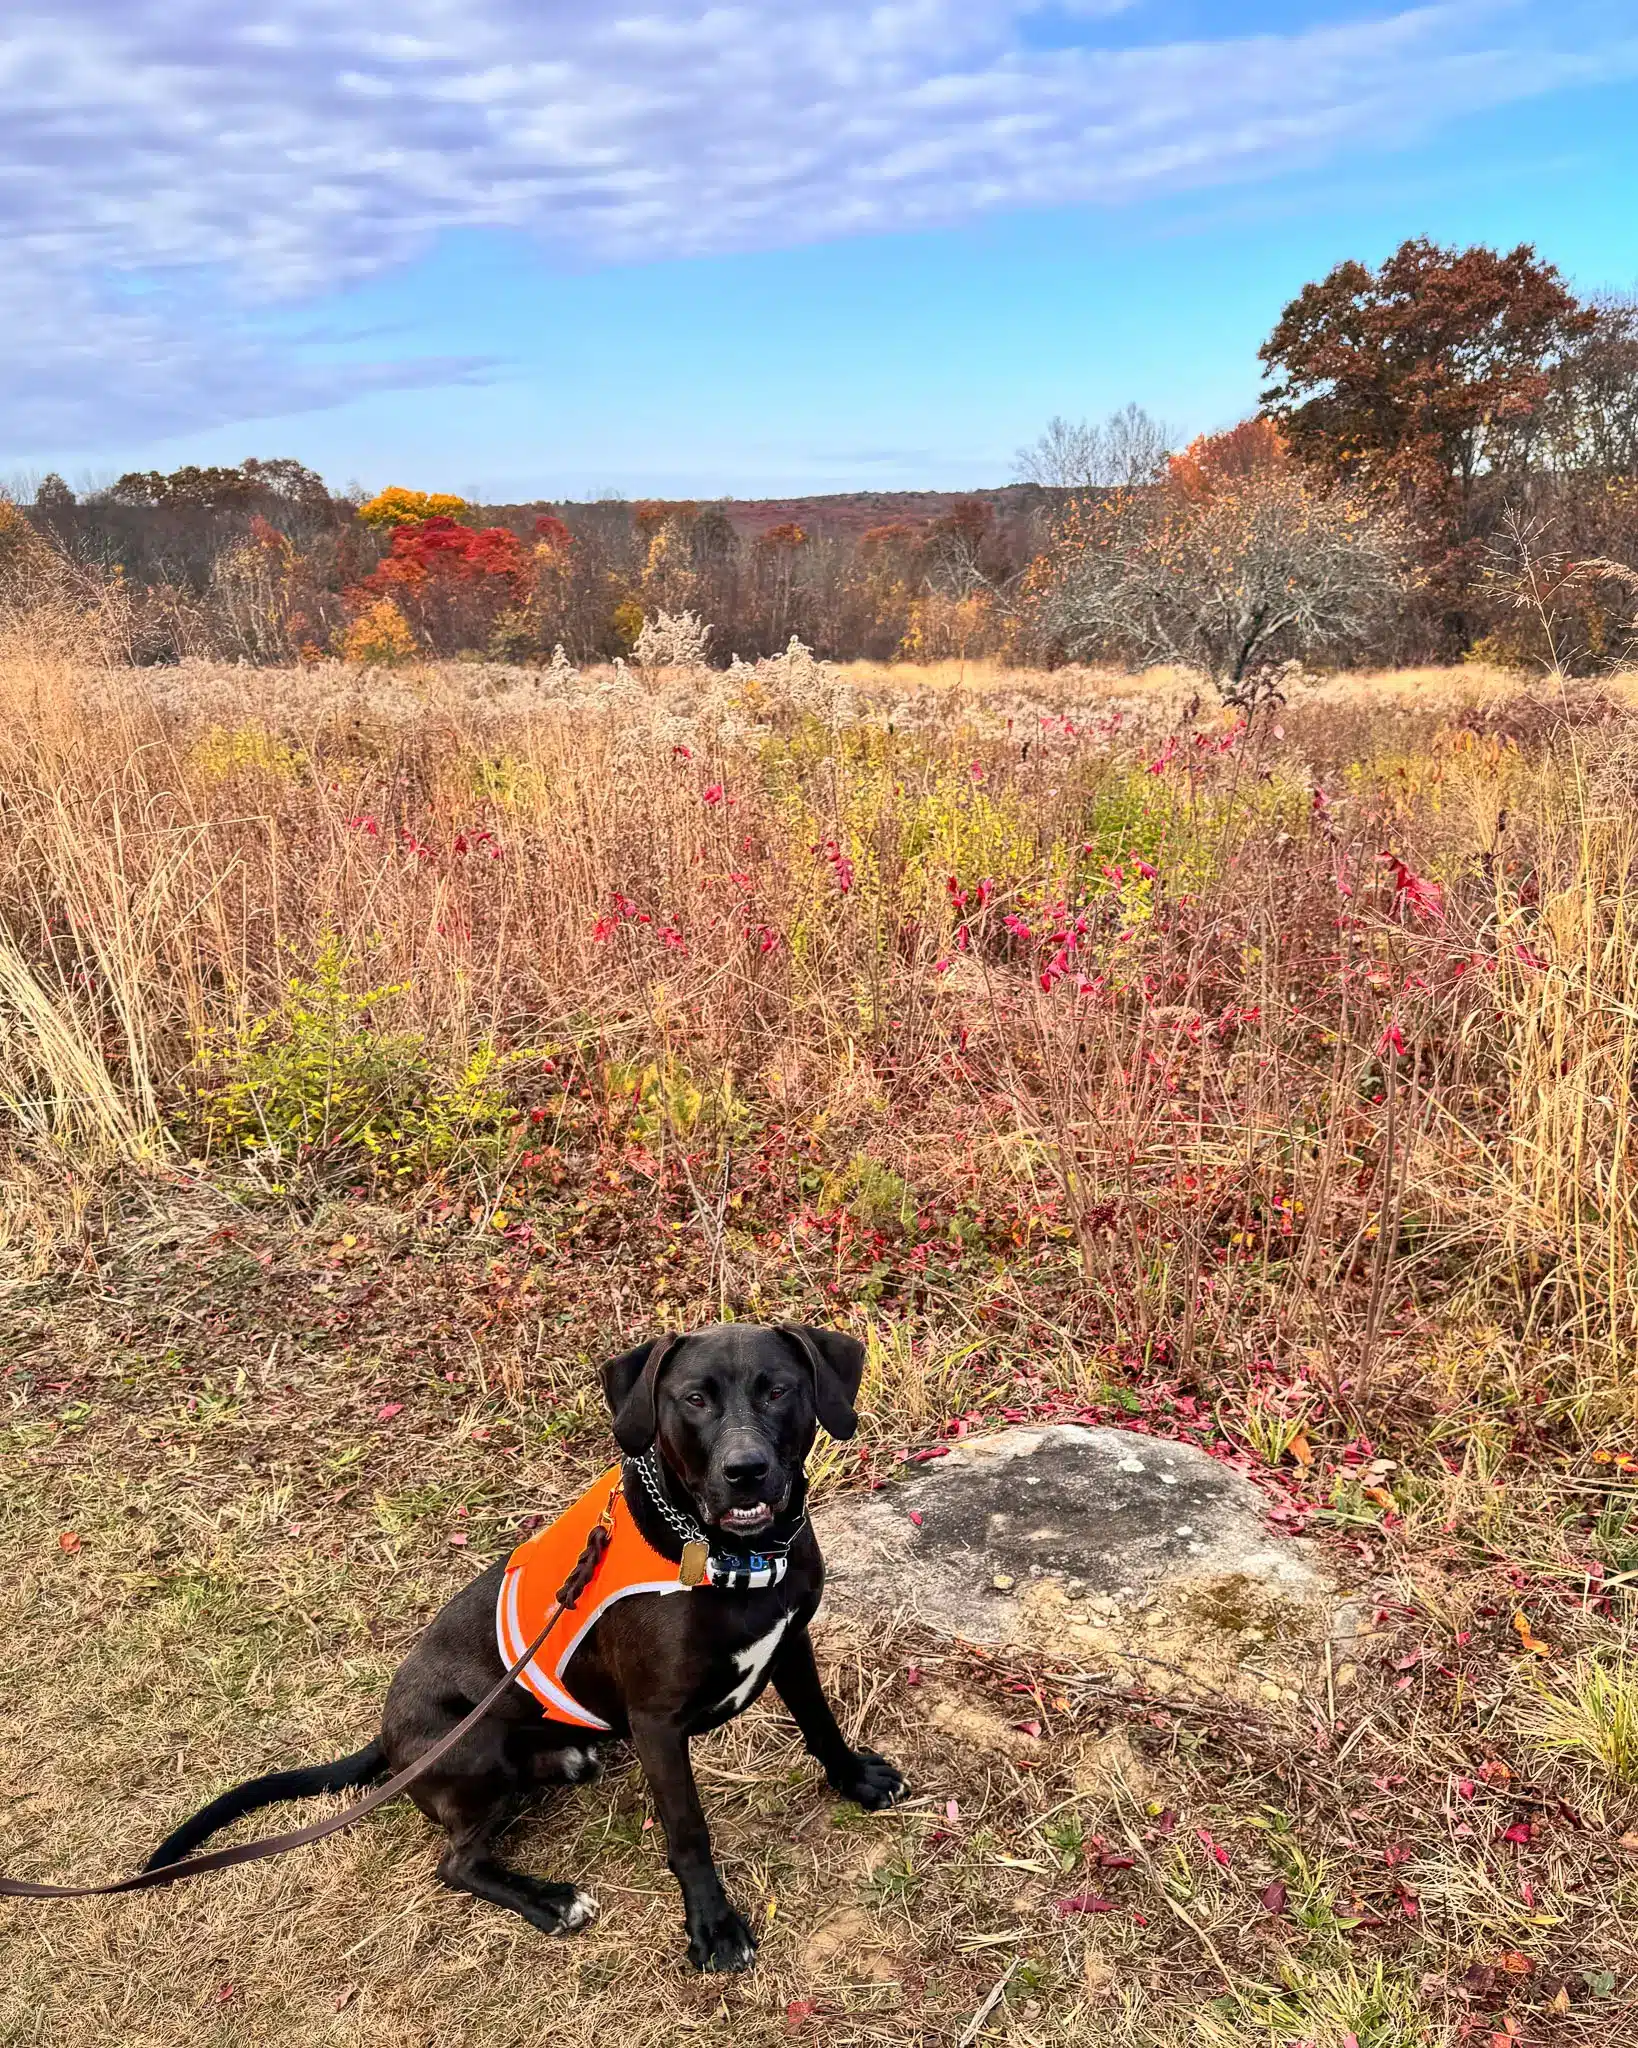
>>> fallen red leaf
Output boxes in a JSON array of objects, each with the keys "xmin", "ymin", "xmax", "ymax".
[
  {"xmin": 57, "ymin": 1531, "xmax": 81, "ymax": 1553},
  {"xmin": 377, "ymin": 1403, "xmax": 404, "ymax": 1421},
  {"xmin": 1015, "ymin": 1720, "xmax": 1043, "ymax": 1738},
  {"xmin": 1055, "ymin": 1893, "xmax": 1115, "ymax": 1915},
  {"xmin": 1099, "ymin": 1852, "xmax": 1136, "ymax": 1871},
  {"xmin": 1499, "ymin": 1822, "xmax": 1532, "ymax": 1846},
  {"xmin": 1196, "ymin": 1829, "xmax": 1231, "ymax": 1868},
  {"xmin": 1496, "ymin": 1950, "xmax": 1535, "ymax": 1976},
  {"xmin": 786, "ymin": 1999, "xmax": 818, "ymax": 2028},
  {"xmin": 1261, "ymin": 1879, "xmax": 1289, "ymax": 1914}
]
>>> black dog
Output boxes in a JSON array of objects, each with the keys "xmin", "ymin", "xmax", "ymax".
[{"xmin": 145, "ymin": 1323, "xmax": 905, "ymax": 1971}]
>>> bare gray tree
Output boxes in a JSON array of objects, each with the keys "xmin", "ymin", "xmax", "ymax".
[
  {"xmin": 1013, "ymin": 404, "xmax": 1173, "ymax": 491},
  {"xmin": 1100, "ymin": 403, "xmax": 1174, "ymax": 488},
  {"xmin": 1013, "ymin": 414, "xmax": 1104, "ymax": 489},
  {"xmin": 1037, "ymin": 465, "xmax": 1407, "ymax": 707}
]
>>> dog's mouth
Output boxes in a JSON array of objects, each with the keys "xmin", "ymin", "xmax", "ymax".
[{"xmin": 717, "ymin": 1501, "xmax": 777, "ymax": 1535}]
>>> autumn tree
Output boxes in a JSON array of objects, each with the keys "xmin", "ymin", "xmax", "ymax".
[
  {"xmin": 922, "ymin": 497, "xmax": 1005, "ymax": 596},
  {"xmin": 347, "ymin": 516, "xmax": 527, "ymax": 654},
  {"xmin": 1259, "ymin": 239, "xmax": 1592, "ymax": 518},
  {"xmin": 109, "ymin": 458, "xmax": 331, "ymax": 512},
  {"xmin": 752, "ymin": 521, "xmax": 809, "ymax": 644},
  {"xmin": 1036, "ymin": 426, "xmax": 1406, "ymax": 705},
  {"xmin": 1167, "ymin": 417, "xmax": 1286, "ymax": 500},
  {"xmin": 1540, "ymin": 293, "xmax": 1638, "ymax": 477},
  {"xmin": 357, "ymin": 486, "xmax": 470, "ymax": 529}
]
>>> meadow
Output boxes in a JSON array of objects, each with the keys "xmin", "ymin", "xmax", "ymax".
[{"xmin": 2, "ymin": 621, "xmax": 1637, "ymax": 2046}]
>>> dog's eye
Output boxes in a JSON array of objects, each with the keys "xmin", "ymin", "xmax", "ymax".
[
  {"xmin": 763, "ymin": 1385, "xmax": 787, "ymax": 1402},
  {"xmin": 685, "ymin": 1391, "xmax": 709, "ymax": 1409}
]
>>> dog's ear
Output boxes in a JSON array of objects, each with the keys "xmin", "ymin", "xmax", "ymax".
[
  {"xmin": 601, "ymin": 1333, "xmax": 685, "ymax": 1456},
  {"xmin": 776, "ymin": 1324, "xmax": 866, "ymax": 1440}
]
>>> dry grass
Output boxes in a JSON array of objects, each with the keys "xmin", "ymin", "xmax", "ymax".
[{"xmin": 5, "ymin": 622, "xmax": 1638, "ymax": 2044}]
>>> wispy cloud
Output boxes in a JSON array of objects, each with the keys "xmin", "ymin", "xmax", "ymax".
[{"xmin": 4, "ymin": 1, "xmax": 1634, "ymax": 449}]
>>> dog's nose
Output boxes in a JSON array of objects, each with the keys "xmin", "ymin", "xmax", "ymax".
[{"xmin": 722, "ymin": 1448, "xmax": 771, "ymax": 1491}]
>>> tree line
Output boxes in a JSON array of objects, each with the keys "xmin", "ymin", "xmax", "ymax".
[{"xmin": 15, "ymin": 238, "xmax": 1638, "ymax": 678}]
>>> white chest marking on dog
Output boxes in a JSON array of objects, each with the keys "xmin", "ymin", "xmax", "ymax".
[{"xmin": 719, "ymin": 1614, "xmax": 791, "ymax": 1715}]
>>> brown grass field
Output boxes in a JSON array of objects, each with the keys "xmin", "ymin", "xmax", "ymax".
[{"xmin": 3, "ymin": 620, "xmax": 1638, "ymax": 2046}]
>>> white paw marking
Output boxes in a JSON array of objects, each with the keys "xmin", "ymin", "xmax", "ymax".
[
  {"xmin": 558, "ymin": 1889, "xmax": 599, "ymax": 1933},
  {"xmin": 718, "ymin": 1614, "xmax": 791, "ymax": 1715},
  {"xmin": 555, "ymin": 1745, "xmax": 601, "ymax": 1783}
]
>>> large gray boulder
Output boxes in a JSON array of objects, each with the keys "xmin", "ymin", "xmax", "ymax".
[{"xmin": 815, "ymin": 1424, "xmax": 1353, "ymax": 1711}]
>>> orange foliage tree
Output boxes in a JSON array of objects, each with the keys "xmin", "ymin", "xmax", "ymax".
[
  {"xmin": 1168, "ymin": 418, "xmax": 1288, "ymax": 501},
  {"xmin": 346, "ymin": 516, "xmax": 527, "ymax": 653}
]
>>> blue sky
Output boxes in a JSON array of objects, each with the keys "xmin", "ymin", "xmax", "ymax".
[{"xmin": 5, "ymin": 1, "xmax": 1637, "ymax": 498}]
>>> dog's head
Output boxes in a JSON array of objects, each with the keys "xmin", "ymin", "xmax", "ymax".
[{"xmin": 600, "ymin": 1323, "xmax": 865, "ymax": 1538}]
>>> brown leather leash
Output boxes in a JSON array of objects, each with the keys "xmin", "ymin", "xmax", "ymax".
[{"xmin": 0, "ymin": 1505, "xmax": 616, "ymax": 1903}]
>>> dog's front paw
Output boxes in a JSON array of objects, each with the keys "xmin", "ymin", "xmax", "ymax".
[
  {"xmin": 686, "ymin": 1898, "xmax": 758, "ymax": 1973},
  {"xmin": 516, "ymin": 1876, "xmax": 599, "ymax": 1935},
  {"xmin": 828, "ymin": 1747, "xmax": 906, "ymax": 1811}
]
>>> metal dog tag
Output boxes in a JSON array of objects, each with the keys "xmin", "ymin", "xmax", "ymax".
[{"xmin": 679, "ymin": 1540, "xmax": 710, "ymax": 1588}]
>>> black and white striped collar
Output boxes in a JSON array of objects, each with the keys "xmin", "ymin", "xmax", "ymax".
[{"xmin": 627, "ymin": 1449, "xmax": 803, "ymax": 1591}]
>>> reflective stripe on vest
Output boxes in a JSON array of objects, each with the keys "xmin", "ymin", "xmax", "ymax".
[{"xmin": 496, "ymin": 1465, "xmax": 687, "ymax": 1730}]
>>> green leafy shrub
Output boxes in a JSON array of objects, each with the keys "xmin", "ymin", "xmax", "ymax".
[
  {"xmin": 819, "ymin": 1152, "xmax": 915, "ymax": 1230},
  {"xmin": 602, "ymin": 1055, "xmax": 754, "ymax": 1149},
  {"xmin": 192, "ymin": 938, "xmax": 517, "ymax": 1190}
]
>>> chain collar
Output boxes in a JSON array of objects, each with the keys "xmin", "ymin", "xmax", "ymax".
[{"xmin": 629, "ymin": 1449, "xmax": 801, "ymax": 1591}]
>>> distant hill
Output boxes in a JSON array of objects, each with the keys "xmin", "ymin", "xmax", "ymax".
[
  {"xmin": 483, "ymin": 482, "xmax": 1070, "ymax": 541},
  {"xmin": 703, "ymin": 483, "xmax": 1066, "ymax": 540}
]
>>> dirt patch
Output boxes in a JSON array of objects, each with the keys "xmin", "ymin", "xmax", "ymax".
[{"xmin": 800, "ymin": 1906, "xmax": 902, "ymax": 1981}]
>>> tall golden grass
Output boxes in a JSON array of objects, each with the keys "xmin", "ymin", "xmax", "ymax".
[{"xmin": 1, "ymin": 599, "xmax": 1634, "ymax": 1411}]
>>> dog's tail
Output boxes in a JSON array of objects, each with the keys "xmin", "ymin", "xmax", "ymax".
[{"xmin": 143, "ymin": 1741, "xmax": 387, "ymax": 1871}]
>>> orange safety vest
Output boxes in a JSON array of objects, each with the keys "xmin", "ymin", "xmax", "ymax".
[{"xmin": 496, "ymin": 1465, "xmax": 688, "ymax": 1731}]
